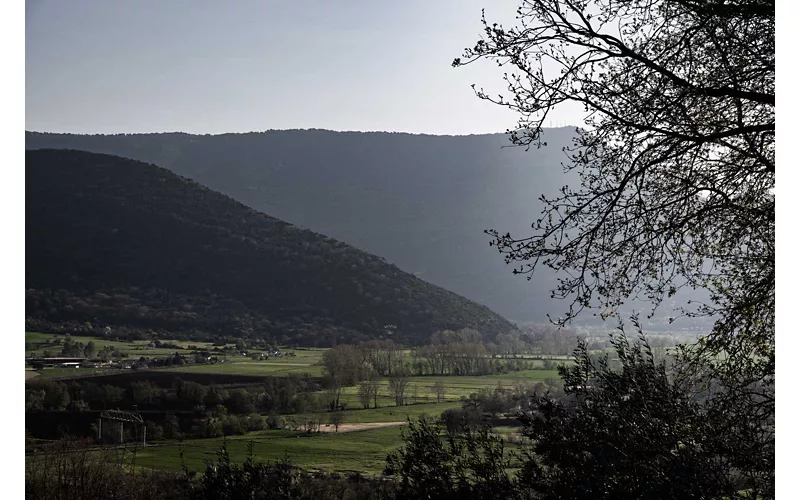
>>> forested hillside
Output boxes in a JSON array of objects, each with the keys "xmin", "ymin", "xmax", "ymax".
[
  {"xmin": 26, "ymin": 129, "xmax": 575, "ymax": 324},
  {"xmin": 26, "ymin": 149, "xmax": 514, "ymax": 345}
]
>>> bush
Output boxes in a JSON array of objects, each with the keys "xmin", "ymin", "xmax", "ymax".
[
  {"xmin": 25, "ymin": 437, "xmax": 190, "ymax": 500},
  {"xmin": 439, "ymin": 407, "xmax": 482, "ymax": 435},
  {"xmin": 246, "ymin": 413, "xmax": 267, "ymax": 432},
  {"xmin": 385, "ymin": 418, "xmax": 516, "ymax": 500}
]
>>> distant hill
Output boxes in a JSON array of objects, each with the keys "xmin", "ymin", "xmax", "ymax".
[
  {"xmin": 26, "ymin": 129, "xmax": 579, "ymax": 324},
  {"xmin": 26, "ymin": 149, "xmax": 515, "ymax": 346},
  {"xmin": 26, "ymin": 129, "xmax": 710, "ymax": 332}
]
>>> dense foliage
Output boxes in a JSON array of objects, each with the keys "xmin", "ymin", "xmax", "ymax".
[
  {"xmin": 388, "ymin": 334, "xmax": 771, "ymax": 499},
  {"xmin": 516, "ymin": 335, "xmax": 770, "ymax": 499},
  {"xmin": 384, "ymin": 419, "xmax": 517, "ymax": 500},
  {"xmin": 26, "ymin": 149, "xmax": 513, "ymax": 346},
  {"xmin": 194, "ymin": 444, "xmax": 397, "ymax": 500},
  {"xmin": 25, "ymin": 374, "xmax": 324, "ymax": 440}
]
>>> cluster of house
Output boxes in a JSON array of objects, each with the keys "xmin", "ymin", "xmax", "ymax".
[
  {"xmin": 26, "ymin": 347, "xmax": 296, "ymax": 371},
  {"xmin": 25, "ymin": 357, "xmax": 136, "ymax": 370},
  {"xmin": 246, "ymin": 349, "xmax": 286, "ymax": 360}
]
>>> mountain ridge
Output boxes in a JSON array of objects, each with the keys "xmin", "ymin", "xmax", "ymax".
[
  {"xmin": 26, "ymin": 128, "xmax": 580, "ymax": 324},
  {"xmin": 26, "ymin": 128, "xmax": 706, "ymax": 331},
  {"xmin": 26, "ymin": 149, "xmax": 515, "ymax": 346}
]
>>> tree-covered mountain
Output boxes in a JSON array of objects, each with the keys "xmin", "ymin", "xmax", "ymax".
[
  {"xmin": 26, "ymin": 129, "xmax": 578, "ymax": 325},
  {"xmin": 26, "ymin": 149, "xmax": 515, "ymax": 346},
  {"xmin": 26, "ymin": 129, "xmax": 708, "ymax": 331}
]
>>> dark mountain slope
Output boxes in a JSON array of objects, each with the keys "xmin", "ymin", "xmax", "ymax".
[
  {"xmin": 26, "ymin": 130, "xmax": 708, "ymax": 331},
  {"xmin": 26, "ymin": 149, "xmax": 514, "ymax": 346},
  {"xmin": 25, "ymin": 129, "xmax": 576, "ymax": 324}
]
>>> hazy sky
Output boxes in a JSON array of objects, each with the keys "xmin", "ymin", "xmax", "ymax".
[{"xmin": 26, "ymin": 0, "xmax": 584, "ymax": 135}]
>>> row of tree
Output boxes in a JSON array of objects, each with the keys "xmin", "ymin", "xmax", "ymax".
[
  {"xmin": 25, "ymin": 375, "xmax": 323, "ymax": 418},
  {"xmin": 319, "ymin": 337, "xmax": 551, "ymax": 411}
]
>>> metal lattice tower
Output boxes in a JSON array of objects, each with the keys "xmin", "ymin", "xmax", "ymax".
[{"xmin": 97, "ymin": 409, "xmax": 146, "ymax": 471}]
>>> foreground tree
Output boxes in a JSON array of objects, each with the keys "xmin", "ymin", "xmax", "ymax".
[
  {"xmin": 454, "ymin": 0, "xmax": 774, "ymax": 495},
  {"xmin": 384, "ymin": 418, "xmax": 517, "ymax": 500},
  {"xmin": 25, "ymin": 437, "xmax": 189, "ymax": 500},
  {"xmin": 455, "ymin": 0, "xmax": 774, "ymax": 363},
  {"xmin": 518, "ymin": 334, "xmax": 763, "ymax": 499}
]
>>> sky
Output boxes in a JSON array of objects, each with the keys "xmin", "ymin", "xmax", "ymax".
[{"xmin": 25, "ymin": 0, "xmax": 585, "ymax": 135}]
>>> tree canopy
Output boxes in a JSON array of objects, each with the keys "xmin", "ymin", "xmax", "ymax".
[
  {"xmin": 454, "ymin": 0, "xmax": 773, "ymax": 352},
  {"xmin": 454, "ymin": 0, "xmax": 774, "ymax": 495}
]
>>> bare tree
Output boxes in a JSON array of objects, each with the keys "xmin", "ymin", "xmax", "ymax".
[
  {"xmin": 302, "ymin": 415, "xmax": 320, "ymax": 434},
  {"xmin": 453, "ymin": 0, "xmax": 774, "ymax": 373},
  {"xmin": 454, "ymin": 0, "xmax": 774, "ymax": 493},
  {"xmin": 328, "ymin": 412, "xmax": 344, "ymax": 433},
  {"xmin": 430, "ymin": 381, "xmax": 446, "ymax": 403},
  {"xmin": 369, "ymin": 378, "xmax": 381, "ymax": 409},
  {"xmin": 357, "ymin": 380, "xmax": 373, "ymax": 409},
  {"xmin": 388, "ymin": 376, "xmax": 409, "ymax": 407},
  {"xmin": 323, "ymin": 376, "xmax": 343, "ymax": 412},
  {"xmin": 322, "ymin": 345, "xmax": 362, "ymax": 387}
]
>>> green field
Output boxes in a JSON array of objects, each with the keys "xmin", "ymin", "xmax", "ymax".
[
  {"xmin": 297, "ymin": 401, "xmax": 462, "ymax": 424},
  {"xmin": 131, "ymin": 394, "xmax": 521, "ymax": 474},
  {"xmin": 25, "ymin": 331, "xmax": 326, "ymax": 379},
  {"xmin": 164, "ymin": 360, "xmax": 323, "ymax": 377},
  {"xmin": 26, "ymin": 366, "xmax": 132, "ymax": 379},
  {"xmin": 25, "ymin": 331, "xmax": 226, "ymax": 357},
  {"xmin": 327, "ymin": 369, "xmax": 562, "ymax": 409},
  {"xmin": 135, "ymin": 426, "xmax": 407, "ymax": 474},
  {"xmin": 134, "ymin": 399, "xmax": 518, "ymax": 475}
]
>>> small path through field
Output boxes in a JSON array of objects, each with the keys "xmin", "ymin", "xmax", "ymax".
[{"xmin": 317, "ymin": 421, "xmax": 407, "ymax": 433}]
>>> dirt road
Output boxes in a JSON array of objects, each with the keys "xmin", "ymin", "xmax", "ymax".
[{"xmin": 317, "ymin": 421, "xmax": 407, "ymax": 433}]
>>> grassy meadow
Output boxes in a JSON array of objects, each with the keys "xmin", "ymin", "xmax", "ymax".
[
  {"xmin": 328, "ymin": 369, "xmax": 562, "ymax": 409},
  {"xmin": 134, "ymin": 426, "xmax": 407, "ymax": 474},
  {"xmin": 164, "ymin": 360, "xmax": 324, "ymax": 377}
]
